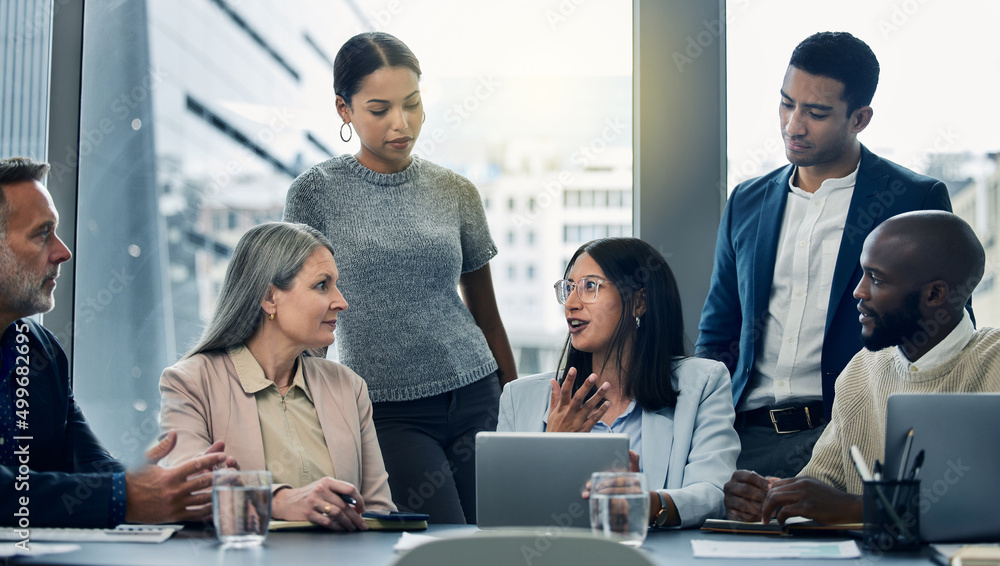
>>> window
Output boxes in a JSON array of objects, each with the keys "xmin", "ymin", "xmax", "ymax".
[
  {"xmin": 727, "ymin": 0, "xmax": 1000, "ymax": 328},
  {"xmin": 564, "ymin": 190, "xmax": 580, "ymax": 207},
  {"xmin": 1, "ymin": 0, "xmax": 49, "ymax": 160},
  {"xmin": 67, "ymin": 0, "xmax": 631, "ymax": 460}
]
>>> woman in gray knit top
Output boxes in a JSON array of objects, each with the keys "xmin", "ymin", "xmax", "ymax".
[{"xmin": 283, "ymin": 32, "xmax": 516, "ymax": 524}]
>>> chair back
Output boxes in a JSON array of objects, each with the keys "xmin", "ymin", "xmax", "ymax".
[{"xmin": 391, "ymin": 530, "xmax": 656, "ymax": 566}]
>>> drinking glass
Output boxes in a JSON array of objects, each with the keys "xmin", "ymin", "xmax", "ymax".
[
  {"xmin": 589, "ymin": 472, "xmax": 649, "ymax": 546},
  {"xmin": 212, "ymin": 470, "xmax": 272, "ymax": 547}
]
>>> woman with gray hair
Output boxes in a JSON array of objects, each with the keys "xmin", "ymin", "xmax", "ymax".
[{"xmin": 158, "ymin": 222, "xmax": 395, "ymax": 531}]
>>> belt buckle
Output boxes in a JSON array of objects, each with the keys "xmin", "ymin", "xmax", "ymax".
[{"xmin": 769, "ymin": 406, "xmax": 808, "ymax": 434}]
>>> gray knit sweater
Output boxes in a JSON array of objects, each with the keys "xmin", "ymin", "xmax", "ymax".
[{"xmin": 283, "ymin": 155, "xmax": 498, "ymax": 402}]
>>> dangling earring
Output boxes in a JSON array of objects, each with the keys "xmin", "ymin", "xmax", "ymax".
[
  {"xmin": 635, "ymin": 316, "xmax": 641, "ymax": 329},
  {"xmin": 340, "ymin": 122, "xmax": 353, "ymax": 142},
  {"xmin": 269, "ymin": 312, "xmax": 275, "ymax": 321}
]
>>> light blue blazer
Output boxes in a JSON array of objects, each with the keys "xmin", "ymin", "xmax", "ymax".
[{"xmin": 497, "ymin": 357, "xmax": 740, "ymax": 528}]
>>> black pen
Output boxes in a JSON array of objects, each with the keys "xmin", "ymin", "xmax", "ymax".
[
  {"xmin": 339, "ymin": 493, "xmax": 357, "ymax": 506},
  {"xmin": 892, "ymin": 428, "xmax": 914, "ymax": 508},
  {"xmin": 896, "ymin": 428, "xmax": 914, "ymax": 482},
  {"xmin": 907, "ymin": 450, "xmax": 925, "ymax": 481}
]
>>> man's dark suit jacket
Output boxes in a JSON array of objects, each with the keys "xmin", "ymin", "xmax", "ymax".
[
  {"xmin": 696, "ymin": 145, "xmax": 958, "ymax": 418},
  {"xmin": 0, "ymin": 319, "xmax": 124, "ymax": 527}
]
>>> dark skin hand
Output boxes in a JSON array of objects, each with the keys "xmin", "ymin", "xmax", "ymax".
[
  {"xmin": 761, "ymin": 476, "xmax": 863, "ymax": 525},
  {"xmin": 459, "ymin": 264, "xmax": 518, "ymax": 388},
  {"xmin": 546, "ymin": 367, "xmax": 610, "ymax": 433},
  {"xmin": 724, "ymin": 470, "xmax": 776, "ymax": 522}
]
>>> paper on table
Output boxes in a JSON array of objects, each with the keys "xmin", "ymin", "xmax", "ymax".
[
  {"xmin": 691, "ymin": 539, "xmax": 862, "ymax": 559},
  {"xmin": 0, "ymin": 542, "xmax": 81, "ymax": 558},
  {"xmin": 394, "ymin": 532, "xmax": 441, "ymax": 552}
]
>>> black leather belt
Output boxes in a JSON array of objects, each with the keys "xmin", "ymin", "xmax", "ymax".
[{"xmin": 741, "ymin": 401, "xmax": 827, "ymax": 434}]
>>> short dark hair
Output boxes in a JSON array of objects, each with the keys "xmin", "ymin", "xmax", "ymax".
[
  {"xmin": 333, "ymin": 32, "xmax": 421, "ymax": 107},
  {"xmin": 556, "ymin": 237, "xmax": 685, "ymax": 411},
  {"xmin": 789, "ymin": 32, "xmax": 879, "ymax": 116},
  {"xmin": 0, "ymin": 157, "xmax": 50, "ymax": 234}
]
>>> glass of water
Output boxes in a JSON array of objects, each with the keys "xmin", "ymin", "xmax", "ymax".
[
  {"xmin": 589, "ymin": 472, "xmax": 649, "ymax": 546},
  {"xmin": 212, "ymin": 470, "xmax": 272, "ymax": 547}
]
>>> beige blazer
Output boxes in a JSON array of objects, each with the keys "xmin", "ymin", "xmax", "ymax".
[{"xmin": 158, "ymin": 349, "xmax": 395, "ymax": 511}]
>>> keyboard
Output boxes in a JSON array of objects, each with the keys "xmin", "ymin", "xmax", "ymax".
[{"xmin": 0, "ymin": 525, "xmax": 178, "ymax": 543}]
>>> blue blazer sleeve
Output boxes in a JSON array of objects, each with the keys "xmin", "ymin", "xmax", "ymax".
[{"xmin": 695, "ymin": 193, "xmax": 743, "ymax": 376}]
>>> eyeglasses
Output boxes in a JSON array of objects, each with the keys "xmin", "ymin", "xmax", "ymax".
[{"xmin": 553, "ymin": 277, "xmax": 610, "ymax": 304}]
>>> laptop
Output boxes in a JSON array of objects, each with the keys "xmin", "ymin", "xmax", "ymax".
[
  {"xmin": 884, "ymin": 393, "xmax": 1000, "ymax": 542},
  {"xmin": 475, "ymin": 432, "xmax": 630, "ymax": 529}
]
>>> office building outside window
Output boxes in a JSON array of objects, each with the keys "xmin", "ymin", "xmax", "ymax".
[{"xmin": 70, "ymin": 0, "xmax": 631, "ymax": 460}]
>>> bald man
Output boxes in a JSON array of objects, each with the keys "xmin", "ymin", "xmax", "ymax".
[{"xmin": 724, "ymin": 211, "xmax": 1000, "ymax": 525}]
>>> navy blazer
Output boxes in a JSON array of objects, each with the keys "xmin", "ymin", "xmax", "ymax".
[
  {"xmin": 0, "ymin": 319, "xmax": 124, "ymax": 527},
  {"xmin": 695, "ymin": 145, "xmax": 957, "ymax": 417}
]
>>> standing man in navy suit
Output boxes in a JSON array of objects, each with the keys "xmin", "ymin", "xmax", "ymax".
[{"xmin": 696, "ymin": 32, "xmax": 954, "ymax": 478}]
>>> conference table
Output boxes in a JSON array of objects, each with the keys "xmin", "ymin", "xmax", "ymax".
[{"xmin": 9, "ymin": 524, "xmax": 941, "ymax": 565}]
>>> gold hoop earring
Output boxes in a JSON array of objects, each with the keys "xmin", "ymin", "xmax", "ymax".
[
  {"xmin": 269, "ymin": 312, "xmax": 275, "ymax": 321},
  {"xmin": 340, "ymin": 123, "xmax": 353, "ymax": 142},
  {"xmin": 422, "ymin": 112, "xmax": 426, "ymax": 124}
]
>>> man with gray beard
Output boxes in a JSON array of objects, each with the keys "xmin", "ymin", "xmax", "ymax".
[{"xmin": 0, "ymin": 157, "xmax": 231, "ymax": 527}]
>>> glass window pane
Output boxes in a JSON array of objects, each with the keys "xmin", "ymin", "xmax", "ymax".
[
  {"xmin": 727, "ymin": 0, "xmax": 1000, "ymax": 329},
  {"xmin": 74, "ymin": 0, "xmax": 631, "ymax": 459},
  {"xmin": 1, "ymin": 0, "xmax": 50, "ymax": 159}
]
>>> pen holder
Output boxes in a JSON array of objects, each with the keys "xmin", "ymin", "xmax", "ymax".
[{"xmin": 862, "ymin": 479, "xmax": 920, "ymax": 552}]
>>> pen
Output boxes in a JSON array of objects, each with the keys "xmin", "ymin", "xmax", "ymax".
[
  {"xmin": 896, "ymin": 428, "xmax": 914, "ymax": 482},
  {"xmin": 907, "ymin": 450, "xmax": 925, "ymax": 481},
  {"xmin": 892, "ymin": 428, "xmax": 914, "ymax": 507},
  {"xmin": 339, "ymin": 493, "xmax": 357, "ymax": 506},
  {"xmin": 850, "ymin": 445, "xmax": 873, "ymax": 481},
  {"xmin": 853, "ymin": 449, "xmax": 914, "ymax": 541},
  {"xmin": 872, "ymin": 459, "xmax": 883, "ymax": 481}
]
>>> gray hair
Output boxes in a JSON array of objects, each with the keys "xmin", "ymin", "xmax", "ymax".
[
  {"xmin": 187, "ymin": 221, "xmax": 335, "ymax": 357},
  {"xmin": 0, "ymin": 157, "xmax": 50, "ymax": 236}
]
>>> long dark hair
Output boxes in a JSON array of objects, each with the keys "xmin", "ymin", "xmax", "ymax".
[
  {"xmin": 333, "ymin": 32, "xmax": 421, "ymax": 106},
  {"xmin": 556, "ymin": 238, "xmax": 685, "ymax": 411}
]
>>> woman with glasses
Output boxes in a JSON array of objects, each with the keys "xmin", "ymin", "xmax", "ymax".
[
  {"xmin": 497, "ymin": 237, "xmax": 740, "ymax": 528},
  {"xmin": 283, "ymin": 32, "xmax": 515, "ymax": 524}
]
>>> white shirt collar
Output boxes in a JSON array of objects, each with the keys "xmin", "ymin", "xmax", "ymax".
[
  {"xmin": 895, "ymin": 312, "xmax": 975, "ymax": 373},
  {"xmin": 788, "ymin": 162, "xmax": 860, "ymax": 198}
]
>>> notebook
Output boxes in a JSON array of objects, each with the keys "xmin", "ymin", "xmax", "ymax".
[
  {"xmin": 475, "ymin": 431, "xmax": 630, "ymax": 529},
  {"xmin": 885, "ymin": 393, "xmax": 1000, "ymax": 543}
]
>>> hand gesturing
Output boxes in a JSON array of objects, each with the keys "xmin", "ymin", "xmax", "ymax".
[{"xmin": 546, "ymin": 367, "xmax": 610, "ymax": 433}]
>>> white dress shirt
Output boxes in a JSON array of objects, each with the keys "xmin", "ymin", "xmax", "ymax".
[{"xmin": 742, "ymin": 164, "xmax": 859, "ymax": 411}]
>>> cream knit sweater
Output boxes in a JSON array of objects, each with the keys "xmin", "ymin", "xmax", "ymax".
[{"xmin": 800, "ymin": 328, "xmax": 1000, "ymax": 494}]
